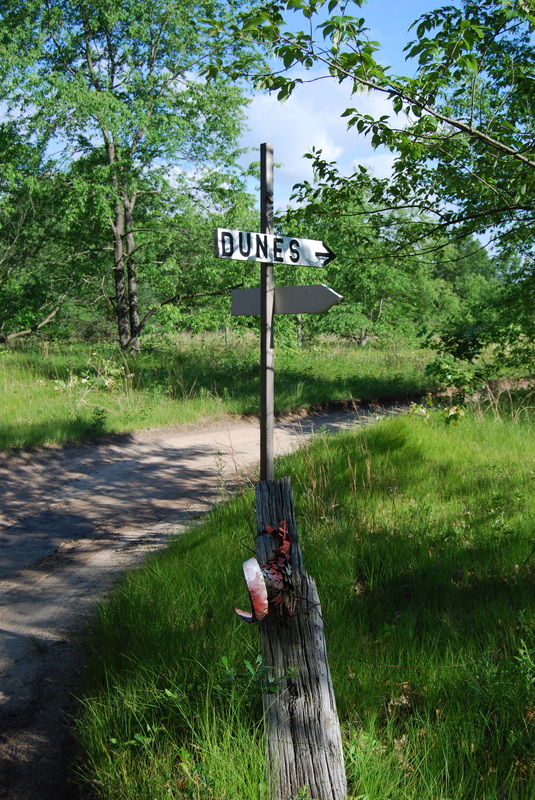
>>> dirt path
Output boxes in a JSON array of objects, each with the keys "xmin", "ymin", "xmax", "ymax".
[{"xmin": 0, "ymin": 406, "xmax": 395, "ymax": 799}]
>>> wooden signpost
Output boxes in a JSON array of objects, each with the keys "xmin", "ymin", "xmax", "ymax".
[
  {"xmin": 214, "ymin": 143, "xmax": 342, "ymax": 479},
  {"xmin": 255, "ymin": 478, "xmax": 347, "ymax": 800},
  {"xmin": 215, "ymin": 145, "xmax": 346, "ymax": 800},
  {"xmin": 260, "ymin": 142, "xmax": 275, "ymax": 481}
]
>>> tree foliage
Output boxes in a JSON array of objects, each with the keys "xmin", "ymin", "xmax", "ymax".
[
  {"xmin": 0, "ymin": 125, "xmax": 87, "ymax": 342},
  {"xmin": 205, "ymin": 0, "xmax": 535, "ymax": 367},
  {"xmin": 0, "ymin": 0, "xmax": 262, "ymax": 348},
  {"xmin": 2, "ymin": 0, "xmax": 534, "ymax": 367},
  {"xmin": 277, "ymin": 150, "xmax": 501, "ymax": 348}
]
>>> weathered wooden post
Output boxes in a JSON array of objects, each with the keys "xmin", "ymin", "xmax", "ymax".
[
  {"xmin": 255, "ymin": 477, "xmax": 347, "ymax": 800},
  {"xmin": 218, "ymin": 147, "xmax": 345, "ymax": 795}
]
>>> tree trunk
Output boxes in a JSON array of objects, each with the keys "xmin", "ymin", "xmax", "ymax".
[
  {"xmin": 124, "ymin": 195, "xmax": 141, "ymax": 352},
  {"xmin": 105, "ymin": 137, "xmax": 131, "ymax": 350},
  {"xmin": 111, "ymin": 198, "xmax": 131, "ymax": 349},
  {"xmin": 255, "ymin": 477, "xmax": 347, "ymax": 800}
]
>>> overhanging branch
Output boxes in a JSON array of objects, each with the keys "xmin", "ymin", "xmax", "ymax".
[{"xmin": 267, "ymin": 33, "xmax": 535, "ymax": 172}]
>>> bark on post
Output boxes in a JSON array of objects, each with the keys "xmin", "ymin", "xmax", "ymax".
[{"xmin": 255, "ymin": 477, "xmax": 347, "ymax": 800}]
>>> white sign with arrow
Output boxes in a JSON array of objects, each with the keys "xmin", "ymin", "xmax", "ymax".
[
  {"xmin": 214, "ymin": 228, "xmax": 336, "ymax": 268},
  {"xmin": 232, "ymin": 284, "xmax": 343, "ymax": 316}
]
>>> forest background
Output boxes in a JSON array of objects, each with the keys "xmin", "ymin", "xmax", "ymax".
[{"xmin": 0, "ymin": 0, "xmax": 534, "ymax": 384}]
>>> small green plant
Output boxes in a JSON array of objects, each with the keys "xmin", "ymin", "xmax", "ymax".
[
  {"xmin": 217, "ymin": 655, "xmax": 299, "ymax": 700},
  {"xmin": 425, "ymin": 353, "xmax": 481, "ymax": 401},
  {"xmin": 292, "ymin": 788, "xmax": 313, "ymax": 800},
  {"xmin": 515, "ymin": 640, "xmax": 535, "ymax": 691},
  {"xmin": 408, "ymin": 401, "xmax": 431, "ymax": 419},
  {"xmin": 109, "ymin": 723, "xmax": 165, "ymax": 752},
  {"xmin": 90, "ymin": 406, "xmax": 108, "ymax": 433},
  {"xmin": 28, "ymin": 636, "xmax": 47, "ymax": 654},
  {"xmin": 444, "ymin": 404, "xmax": 465, "ymax": 424}
]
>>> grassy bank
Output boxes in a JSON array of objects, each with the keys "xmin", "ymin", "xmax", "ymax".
[
  {"xmin": 0, "ymin": 335, "xmax": 431, "ymax": 450},
  {"xmin": 76, "ymin": 409, "xmax": 535, "ymax": 799}
]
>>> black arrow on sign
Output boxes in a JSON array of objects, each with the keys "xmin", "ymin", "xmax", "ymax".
[{"xmin": 315, "ymin": 243, "xmax": 337, "ymax": 267}]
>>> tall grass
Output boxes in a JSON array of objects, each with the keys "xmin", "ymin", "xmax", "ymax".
[
  {"xmin": 0, "ymin": 335, "xmax": 431, "ymax": 449},
  {"xmin": 76, "ymin": 409, "xmax": 535, "ymax": 799},
  {"xmin": 76, "ymin": 500, "xmax": 268, "ymax": 800},
  {"xmin": 283, "ymin": 414, "xmax": 535, "ymax": 799}
]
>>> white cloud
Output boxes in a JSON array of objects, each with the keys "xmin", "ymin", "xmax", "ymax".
[
  {"xmin": 356, "ymin": 152, "xmax": 397, "ymax": 180},
  {"xmin": 240, "ymin": 68, "xmax": 396, "ymax": 208},
  {"xmin": 238, "ymin": 0, "xmax": 438, "ymax": 209}
]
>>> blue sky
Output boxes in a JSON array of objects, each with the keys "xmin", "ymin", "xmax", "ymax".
[{"xmin": 239, "ymin": 0, "xmax": 441, "ymax": 208}]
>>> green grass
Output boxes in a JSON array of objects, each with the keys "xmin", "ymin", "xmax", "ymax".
[
  {"xmin": 76, "ymin": 409, "xmax": 535, "ymax": 799},
  {"xmin": 0, "ymin": 335, "xmax": 431, "ymax": 449}
]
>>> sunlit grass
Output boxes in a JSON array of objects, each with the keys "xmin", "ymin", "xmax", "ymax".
[
  {"xmin": 0, "ymin": 335, "xmax": 431, "ymax": 449},
  {"xmin": 77, "ymin": 410, "xmax": 535, "ymax": 799}
]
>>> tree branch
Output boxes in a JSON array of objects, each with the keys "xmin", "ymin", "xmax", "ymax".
[
  {"xmin": 0, "ymin": 295, "xmax": 68, "ymax": 343},
  {"xmin": 270, "ymin": 33, "xmax": 535, "ymax": 171}
]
